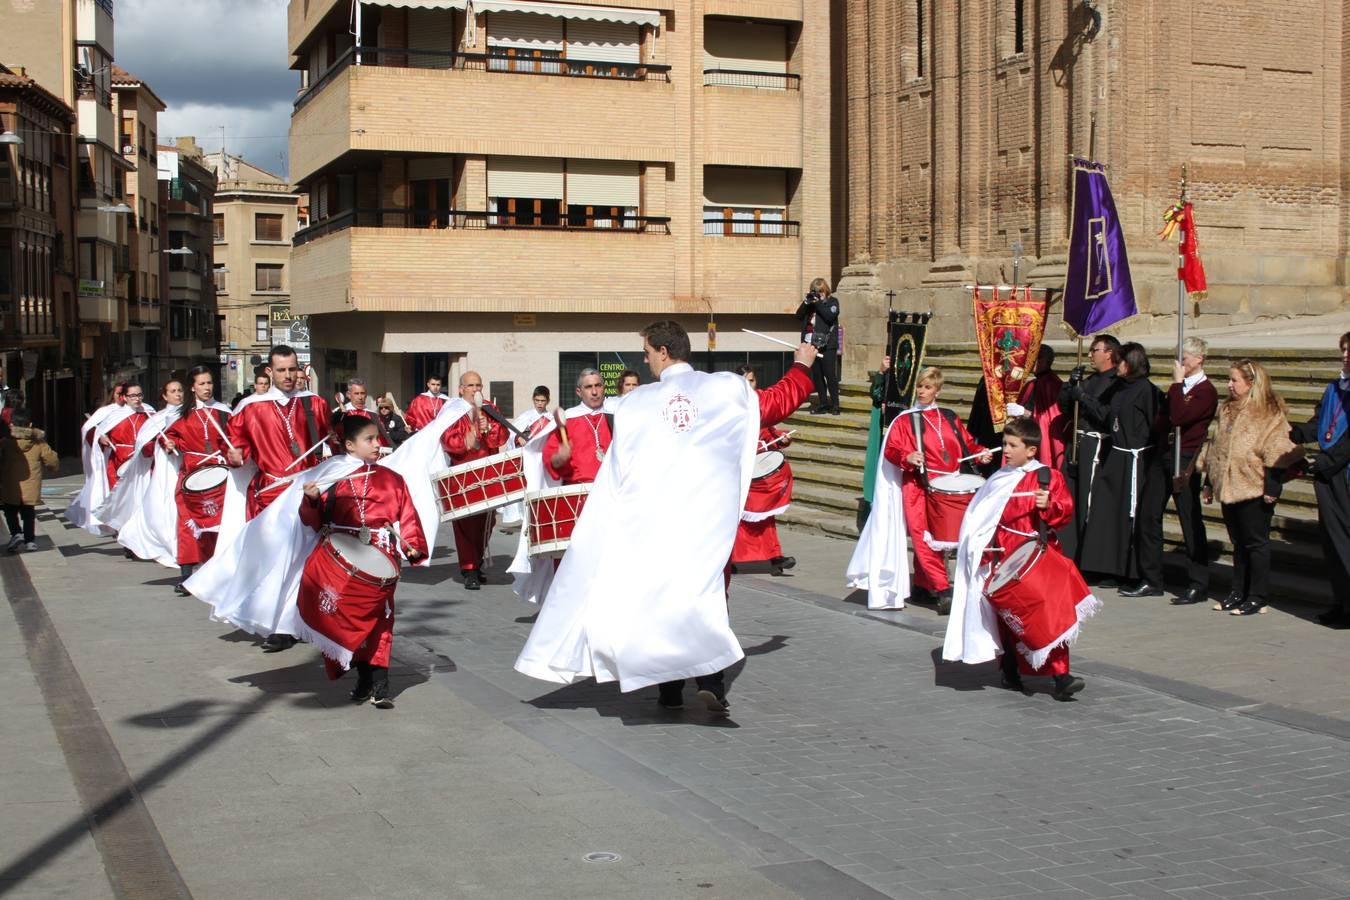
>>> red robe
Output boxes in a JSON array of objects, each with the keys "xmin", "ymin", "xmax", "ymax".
[
  {"xmin": 986, "ymin": 468, "xmax": 1080, "ymax": 676},
  {"xmin": 440, "ymin": 405, "xmax": 509, "ymax": 571},
  {"xmin": 227, "ymin": 394, "xmax": 332, "ymax": 519},
  {"xmin": 885, "ymin": 407, "xmax": 987, "ymax": 591},
  {"xmin": 405, "ymin": 392, "xmax": 449, "ymax": 432},
  {"xmin": 1017, "ymin": 373, "xmax": 1067, "ymax": 470},
  {"xmin": 731, "ymin": 364, "xmax": 814, "ymax": 563},
  {"xmin": 164, "ymin": 406, "xmax": 232, "ymax": 565},
  {"xmin": 543, "ymin": 410, "xmax": 613, "ymax": 484},
  {"xmin": 104, "ymin": 410, "xmax": 149, "ymax": 488},
  {"xmin": 297, "ymin": 464, "xmax": 428, "ymax": 679}
]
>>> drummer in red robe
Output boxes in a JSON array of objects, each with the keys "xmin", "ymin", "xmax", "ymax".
[
  {"xmin": 544, "ymin": 369, "xmax": 612, "ymax": 485},
  {"xmin": 404, "ymin": 375, "xmax": 450, "ymax": 432},
  {"xmin": 225, "ymin": 345, "xmax": 333, "ymax": 521},
  {"xmin": 885, "ymin": 366, "xmax": 993, "ymax": 614},
  {"xmin": 730, "ymin": 362, "xmax": 814, "ymax": 575},
  {"xmin": 440, "ymin": 370, "xmax": 509, "ymax": 590},
  {"xmin": 334, "ymin": 377, "xmax": 391, "ymax": 449},
  {"xmin": 160, "ymin": 366, "xmax": 233, "ymax": 595},
  {"xmin": 297, "ymin": 415, "xmax": 428, "ymax": 708},
  {"xmin": 1015, "ymin": 347, "xmax": 1066, "ymax": 470},
  {"xmin": 99, "ymin": 383, "xmax": 151, "ymax": 488}
]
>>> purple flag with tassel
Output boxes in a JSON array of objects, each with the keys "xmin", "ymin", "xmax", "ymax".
[{"xmin": 1063, "ymin": 158, "xmax": 1136, "ymax": 335}]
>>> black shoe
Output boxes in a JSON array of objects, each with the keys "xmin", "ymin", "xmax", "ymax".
[
  {"xmin": 1121, "ymin": 582, "xmax": 1164, "ymax": 598},
  {"xmin": 349, "ymin": 674, "xmax": 374, "ymax": 703},
  {"xmin": 910, "ymin": 586, "xmax": 934, "ymax": 605},
  {"xmin": 463, "ymin": 570, "xmax": 481, "ymax": 591},
  {"xmin": 260, "ymin": 634, "xmax": 297, "ymax": 653},
  {"xmin": 697, "ymin": 689, "xmax": 730, "ymax": 718},
  {"xmin": 1214, "ymin": 592, "xmax": 1244, "ymax": 612},
  {"xmin": 657, "ymin": 689, "xmax": 684, "ymax": 710},
  {"xmin": 1052, "ymin": 674, "xmax": 1085, "ymax": 701},
  {"xmin": 1230, "ymin": 599, "xmax": 1268, "ymax": 617},
  {"xmin": 1171, "ymin": 586, "xmax": 1207, "ymax": 605},
  {"xmin": 124, "ymin": 548, "xmax": 136, "ymax": 560},
  {"xmin": 769, "ymin": 556, "xmax": 796, "ymax": 576},
  {"xmin": 1000, "ymin": 673, "xmax": 1025, "ymax": 692},
  {"xmin": 810, "ymin": 405, "xmax": 828, "ymax": 415},
  {"xmin": 370, "ymin": 684, "xmax": 394, "ymax": 709},
  {"xmin": 935, "ymin": 589, "xmax": 953, "ymax": 616},
  {"xmin": 827, "ymin": 405, "xmax": 841, "ymax": 415},
  {"xmin": 173, "ymin": 583, "xmax": 191, "ymax": 597}
]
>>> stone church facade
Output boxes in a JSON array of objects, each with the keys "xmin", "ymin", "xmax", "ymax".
[{"xmin": 832, "ymin": 0, "xmax": 1348, "ymax": 379}]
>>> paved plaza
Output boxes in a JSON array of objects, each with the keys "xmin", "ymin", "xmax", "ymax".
[{"xmin": 3, "ymin": 472, "xmax": 1350, "ymax": 899}]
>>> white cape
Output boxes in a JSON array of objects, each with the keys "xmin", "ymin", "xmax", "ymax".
[
  {"xmin": 106, "ymin": 407, "xmax": 183, "ymax": 568},
  {"xmin": 500, "ymin": 407, "xmax": 552, "ymax": 528},
  {"xmin": 942, "ymin": 462, "xmax": 1041, "ymax": 665},
  {"xmin": 506, "ymin": 414, "xmax": 561, "ymax": 604},
  {"xmin": 845, "ymin": 416, "xmax": 911, "ymax": 609},
  {"xmin": 376, "ymin": 397, "xmax": 471, "ymax": 562},
  {"xmin": 514, "ymin": 363, "xmax": 757, "ymax": 692},
  {"xmin": 67, "ymin": 404, "xmax": 149, "ymax": 536}
]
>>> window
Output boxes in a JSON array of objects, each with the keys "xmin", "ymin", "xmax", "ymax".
[
  {"xmin": 213, "ymin": 213, "xmax": 225, "ymax": 242},
  {"xmin": 254, "ymin": 213, "xmax": 283, "ymax": 242},
  {"xmin": 916, "ymin": 0, "xmax": 925, "ymax": 77},
  {"xmin": 702, "ymin": 166, "xmax": 788, "ymax": 236},
  {"xmin": 1014, "ymin": 0, "xmax": 1025, "ymax": 54},
  {"xmin": 487, "ymin": 157, "xmax": 564, "ymax": 227},
  {"xmin": 255, "ymin": 263, "xmax": 284, "ymax": 292},
  {"xmin": 214, "ymin": 264, "xmax": 227, "ymax": 293},
  {"xmin": 255, "ymin": 314, "xmax": 268, "ymax": 343}
]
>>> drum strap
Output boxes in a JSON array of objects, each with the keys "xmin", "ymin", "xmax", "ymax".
[
  {"xmin": 1034, "ymin": 466, "xmax": 1052, "ymax": 544},
  {"xmin": 300, "ymin": 398, "xmax": 320, "ymax": 464},
  {"xmin": 323, "ymin": 485, "xmax": 338, "ymax": 526},
  {"xmin": 603, "ymin": 413, "xmax": 615, "ymax": 441},
  {"xmin": 939, "ymin": 408, "xmax": 972, "ymax": 472}
]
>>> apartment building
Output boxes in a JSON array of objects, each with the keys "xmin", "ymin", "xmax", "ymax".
[
  {"xmin": 111, "ymin": 65, "xmax": 165, "ymax": 376},
  {"xmin": 158, "ymin": 140, "xmax": 219, "ymax": 381},
  {"xmin": 286, "ymin": 0, "xmax": 830, "ymax": 412},
  {"xmin": 0, "ymin": 64, "xmax": 81, "ymax": 451},
  {"xmin": 0, "ymin": 0, "xmax": 137, "ymax": 408},
  {"xmin": 200, "ymin": 149, "xmax": 304, "ymax": 399}
]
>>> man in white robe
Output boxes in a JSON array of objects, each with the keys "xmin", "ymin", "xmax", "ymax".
[{"xmin": 514, "ymin": 321, "xmax": 816, "ymax": 717}]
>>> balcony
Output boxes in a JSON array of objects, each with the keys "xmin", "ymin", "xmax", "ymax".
[
  {"xmin": 293, "ymin": 207, "xmax": 671, "ymax": 247},
  {"xmin": 289, "ymin": 59, "xmax": 675, "ymax": 183},
  {"xmin": 702, "ymin": 234, "xmax": 804, "ymax": 307},
  {"xmin": 290, "ymin": 216, "xmax": 677, "ymax": 315},
  {"xmin": 2, "ymin": 297, "xmax": 59, "ymax": 347},
  {"xmin": 702, "ymin": 216, "xmax": 800, "ymax": 238},
  {"xmin": 702, "ymin": 78, "xmax": 803, "ymax": 168}
]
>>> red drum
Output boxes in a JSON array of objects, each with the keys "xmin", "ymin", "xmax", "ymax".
[
  {"xmin": 925, "ymin": 473, "xmax": 985, "ymax": 545},
  {"xmin": 984, "ymin": 540, "xmax": 1088, "ymax": 653},
  {"xmin": 432, "ymin": 449, "xmax": 526, "ymax": 521},
  {"xmin": 181, "ymin": 464, "xmax": 229, "ymax": 522},
  {"xmin": 745, "ymin": 450, "xmax": 793, "ymax": 520},
  {"xmin": 525, "ymin": 485, "xmax": 591, "ymax": 557}
]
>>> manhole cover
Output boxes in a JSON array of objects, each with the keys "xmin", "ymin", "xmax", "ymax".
[{"xmin": 583, "ymin": 851, "xmax": 621, "ymax": 864}]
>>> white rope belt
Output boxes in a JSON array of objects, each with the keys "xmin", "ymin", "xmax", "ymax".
[
  {"xmin": 1077, "ymin": 431, "xmax": 1105, "ymax": 521},
  {"xmin": 1111, "ymin": 444, "xmax": 1154, "ymax": 519}
]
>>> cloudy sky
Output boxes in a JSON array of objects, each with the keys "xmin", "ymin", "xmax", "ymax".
[{"xmin": 115, "ymin": 0, "xmax": 296, "ymax": 178}]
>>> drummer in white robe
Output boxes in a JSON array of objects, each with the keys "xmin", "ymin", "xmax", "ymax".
[{"xmin": 514, "ymin": 321, "xmax": 817, "ymax": 716}]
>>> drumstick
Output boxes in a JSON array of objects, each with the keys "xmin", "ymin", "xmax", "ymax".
[
  {"xmin": 259, "ymin": 474, "xmax": 300, "ymax": 493},
  {"xmin": 957, "ymin": 448, "xmax": 1002, "ymax": 463},
  {"xmin": 741, "ymin": 328, "xmax": 798, "ymax": 350},
  {"xmin": 553, "ymin": 409, "xmax": 571, "ymax": 448},
  {"xmin": 206, "ymin": 412, "xmax": 236, "ymax": 450},
  {"xmin": 760, "ymin": 430, "xmax": 797, "ymax": 450},
  {"xmin": 283, "ymin": 436, "xmax": 331, "ymax": 471}
]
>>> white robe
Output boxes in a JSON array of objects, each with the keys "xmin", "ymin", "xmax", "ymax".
[
  {"xmin": 514, "ymin": 362, "xmax": 757, "ymax": 692},
  {"xmin": 104, "ymin": 407, "xmax": 183, "ymax": 568},
  {"xmin": 66, "ymin": 403, "xmax": 153, "ymax": 536},
  {"xmin": 506, "ymin": 415, "xmax": 561, "ymax": 604},
  {"xmin": 844, "ymin": 416, "xmax": 911, "ymax": 609},
  {"xmin": 499, "ymin": 407, "xmax": 551, "ymax": 527},
  {"xmin": 376, "ymin": 398, "xmax": 471, "ymax": 562}
]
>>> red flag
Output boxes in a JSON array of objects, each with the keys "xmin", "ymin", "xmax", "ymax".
[{"xmin": 1160, "ymin": 201, "xmax": 1207, "ymax": 300}]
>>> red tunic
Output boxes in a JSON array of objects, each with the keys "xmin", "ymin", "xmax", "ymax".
[
  {"xmin": 731, "ymin": 364, "xmax": 814, "ymax": 564},
  {"xmin": 405, "ymin": 393, "xmax": 448, "ymax": 431},
  {"xmin": 165, "ymin": 406, "xmax": 232, "ymax": 565},
  {"xmin": 440, "ymin": 405, "xmax": 510, "ymax": 571},
  {"xmin": 297, "ymin": 464, "xmax": 428, "ymax": 678},
  {"xmin": 104, "ymin": 410, "xmax": 149, "ymax": 487},
  {"xmin": 1017, "ymin": 373, "xmax": 1067, "ymax": 471},
  {"xmin": 227, "ymin": 394, "xmax": 332, "ymax": 518},
  {"xmin": 543, "ymin": 410, "xmax": 613, "ymax": 484}
]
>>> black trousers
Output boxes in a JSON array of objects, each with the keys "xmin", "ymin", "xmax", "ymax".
[
  {"xmin": 1312, "ymin": 474, "xmax": 1350, "ymax": 610},
  {"xmin": 3, "ymin": 504, "xmax": 35, "ymax": 543},
  {"xmin": 1221, "ymin": 497, "xmax": 1274, "ymax": 605},
  {"xmin": 810, "ymin": 344, "xmax": 839, "ymax": 409},
  {"xmin": 1149, "ymin": 454, "xmax": 1210, "ymax": 589},
  {"xmin": 659, "ymin": 670, "xmax": 725, "ymax": 703}
]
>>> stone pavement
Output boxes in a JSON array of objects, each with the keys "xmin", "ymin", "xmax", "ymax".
[{"xmin": 3, "ymin": 472, "xmax": 1350, "ymax": 899}]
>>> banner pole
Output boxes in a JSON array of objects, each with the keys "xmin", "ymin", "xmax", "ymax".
[{"xmin": 1173, "ymin": 164, "xmax": 1188, "ymax": 480}]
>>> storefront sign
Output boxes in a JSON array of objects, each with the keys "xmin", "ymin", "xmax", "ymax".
[
  {"xmin": 269, "ymin": 302, "xmax": 312, "ymax": 364},
  {"xmin": 78, "ymin": 279, "xmax": 106, "ymax": 297}
]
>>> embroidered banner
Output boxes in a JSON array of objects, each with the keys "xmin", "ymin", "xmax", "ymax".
[
  {"xmin": 973, "ymin": 286, "xmax": 1049, "ymax": 429},
  {"xmin": 1063, "ymin": 158, "xmax": 1137, "ymax": 335},
  {"xmin": 881, "ymin": 311, "xmax": 931, "ymax": 428}
]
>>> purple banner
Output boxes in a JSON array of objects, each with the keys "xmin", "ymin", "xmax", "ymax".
[{"xmin": 1063, "ymin": 159, "xmax": 1136, "ymax": 336}]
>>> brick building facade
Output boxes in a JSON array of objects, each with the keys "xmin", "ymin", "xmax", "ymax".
[{"xmin": 833, "ymin": 0, "xmax": 1350, "ymax": 380}]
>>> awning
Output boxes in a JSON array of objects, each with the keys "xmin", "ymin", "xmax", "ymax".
[{"xmin": 367, "ymin": 0, "xmax": 660, "ymax": 28}]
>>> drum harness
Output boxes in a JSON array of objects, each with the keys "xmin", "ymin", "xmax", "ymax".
[
  {"xmin": 992, "ymin": 467, "xmax": 1054, "ymax": 562},
  {"xmin": 910, "ymin": 408, "xmax": 972, "ymax": 489}
]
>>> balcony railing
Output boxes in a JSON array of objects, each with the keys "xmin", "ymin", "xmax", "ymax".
[
  {"xmin": 294, "ymin": 45, "xmax": 672, "ymax": 111},
  {"xmin": 703, "ymin": 69, "xmax": 800, "ymax": 91},
  {"xmin": 703, "ymin": 218, "xmax": 800, "ymax": 237},
  {"xmin": 293, "ymin": 207, "xmax": 672, "ymax": 247}
]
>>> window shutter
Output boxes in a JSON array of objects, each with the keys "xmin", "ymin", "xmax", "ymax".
[
  {"xmin": 703, "ymin": 21, "xmax": 787, "ymax": 74},
  {"xmin": 567, "ymin": 160, "xmax": 639, "ymax": 207},
  {"xmin": 486, "ymin": 11, "xmax": 564, "ymax": 50},
  {"xmin": 487, "ymin": 157, "xmax": 564, "ymax": 199},
  {"xmin": 567, "ymin": 20, "xmax": 639, "ymax": 65},
  {"xmin": 703, "ymin": 167, "xmax": 787, "ymax": 207},
  {"xmin": 408, "ymin": 8, "xmax": 457, "ymax": 66}
]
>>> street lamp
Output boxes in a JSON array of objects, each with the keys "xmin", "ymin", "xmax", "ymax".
[
  {"xmin": 98, "ymin": 202, "xmax": 133, "ymax": 214},
  {"xmin": 0, "ymin": 131, "xmax": 22, "ymax": 146}
]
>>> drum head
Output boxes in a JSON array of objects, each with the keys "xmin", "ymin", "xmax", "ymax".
[
  {"xmin": 753, "ymin": 450, "xmax": 785, "ymax": 479},
  {"xmin": 183, "ymin": 465, "xmax": 229, "ymax": 492},
  {"xmin": 328, "ymin": 532, "xmax": 398, "ymax": 579},
  {"xmin": 929, "ymin": 473, "xmax": 986, "ymax": 493},
  {"xmin": 988, "ymin": 541, "xmax": 1041, "ymax": 594}
]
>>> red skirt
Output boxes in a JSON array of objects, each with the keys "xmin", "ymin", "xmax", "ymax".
[
  {"xmin": 296, "ymin": 537, "xmax": 398, "ymax": 679},
  {"xmin": 744, "ymin": 461, "xmax": 793, "ymax": 521},
  {"xmin": 985, "ymin": 541, "xmax": 1099, "ymax": 671}
]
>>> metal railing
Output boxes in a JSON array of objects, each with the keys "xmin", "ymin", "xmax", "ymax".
[
  {"xmin": 702, "ymin": 69, "xmax": 800, "ymax": 91},
  {"xmin": 293, "ymin": 207, "xmax": 672, "ymax": 247},
  {"xmin": 702, "ymin": 218, "xmax": 800, "ymax": 237},
  {"xmin": 294, "ymin": 45, "xmax": 671, "ymax": 110}
]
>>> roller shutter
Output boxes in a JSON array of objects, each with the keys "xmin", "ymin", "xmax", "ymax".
[
  {"xmin": 487, "ymin": 156, "xmax": 564, "ymax": 198},
  {"xmin": 567, "ymin": 160, "xmax": 639, "ymax": 207},
  {"xmin": 486, "ymin": 11, "xmax": 564, "ymax": 50},
  {"xmin": 567, "ymin": 20, "xmax": 640, "ymax": 65}
]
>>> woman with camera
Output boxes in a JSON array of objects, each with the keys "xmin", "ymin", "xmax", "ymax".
[{"xmin": 797, "ymin": 278, "xmax": 841, "ymax": 414}]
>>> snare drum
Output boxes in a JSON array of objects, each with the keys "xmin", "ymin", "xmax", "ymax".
[
  {"xmin": 181, "ymin": 464, "xmax": 229, "ymax": 522},
  {"xmin": 745, "ymin": 450, "xmax": 794, "ymax": 520},
  {"xmin": 525, "ymin": 485, "xmax": 591, "ymax": 557},
  {"xmin": 432, "ymin": 449, "xmax": 527, "ymax": 520},
  {"xmin": 925, "ymin": 473, "xmax": 986, "ymax": 545},
  {"xmin": 752, "ymin": 450, "xmax": 785, "ymax": 480},
  {"xmin": 323, "ymin": 531, "xmax": 399, "ymax": 587},
  {"xmin": 984, "ymin": 539, "xmax": 1089, "ymax": 654}
]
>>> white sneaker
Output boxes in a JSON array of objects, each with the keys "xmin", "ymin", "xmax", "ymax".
[
  {"xmin": 24, "ymin": 542, "xmax": 38, "ymax": 552},
  {"xmin": 6, "ymin": 535, "xmax": 21, "ymax": 552}
]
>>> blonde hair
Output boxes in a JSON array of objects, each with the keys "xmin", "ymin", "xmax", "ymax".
[
  {"xmin": 916, "ymin": 366, "xmax": 944, "ymax": 390},
  {"xmin": 809, "ymin": 277, "xmax": 831, "ymax": 295},
  {"xmin": 1228, "ymin": 358, "xmax": 1282, "ymax": 418}
]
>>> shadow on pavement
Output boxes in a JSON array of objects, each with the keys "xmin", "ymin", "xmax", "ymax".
[
  {"xmin": 527, "ymin": 679, "xmax": 741, "ymax": 729},
  {"xmin": 929, "ymin": 647, "xmax": 994, "ymax": 693}
]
